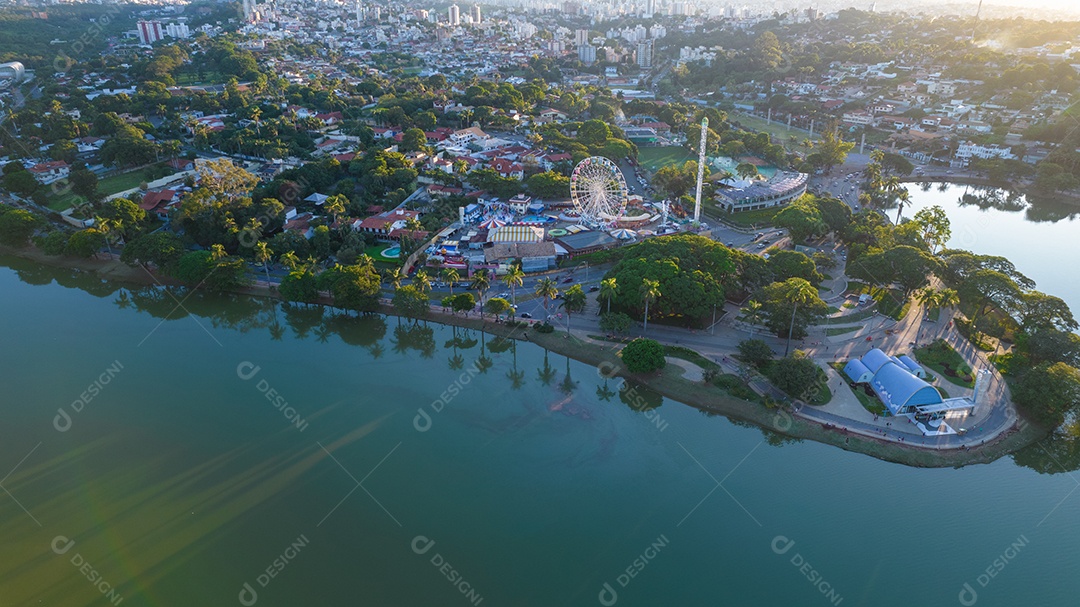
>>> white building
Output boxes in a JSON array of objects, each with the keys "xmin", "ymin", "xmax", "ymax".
[
  {"xmin": 448, "ymin": 4, "xmax": 460, "ymax": 26},
  {"xmin": 469, "ymin": 4, "xmax": 481, "ymax": 24},
  {"xmin": 955, "ymin": 142, "xmax": 1016, "ymax": 165},
  {"xmin": 165, "ymin": 22, "xmax": 190, "ymax": 39},
  {"xmin": 137, "ymin": 20, "xmax": 164, "ymax": 45},
  {"xmin": 575, "ymin": 28, "xmax": 590, "ymax": 46}
]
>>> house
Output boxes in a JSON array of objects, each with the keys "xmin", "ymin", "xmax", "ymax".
[
  {"xmin": 28, "ymin": 160, "xmax": 70, "ymax": 184},
  {"xmin": 139, "ymin": 189, "xmax": 177, "ymax": 219},
  {"xmin": 73, "ymin": 136, "xmax": 106, "ymax": 154},
  {"xmin": 508, "ymin": 194, "xmax": 533, "ymax": 215},
  {"xmin": 489, "ymin": 157, "xmax": 524, "ymax": 180},
  {"xmin": 536, "ymin": 107, "xmax": 568, "ymax": 123},
  {"xmin": 450, "ymin": 126, "xmax": 489, "ymax": 146},
  {"xmin": 165, "ymin": 157, "xmax": 195, "ymax": 172},
  {"xmin": 314, "ymin": 112, "xmax": 343, "ymax": 126},
  {"xmin": 283, "ymin": 212, "xmax": 316, "ymax": 239},
  {"xmin": 356, "ymin": 207, "xmax": 423, "ymax": 239}
]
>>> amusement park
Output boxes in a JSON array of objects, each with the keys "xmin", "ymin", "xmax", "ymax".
[{"xmin": 414, "ymin": 121, "xmax": 723, "ymax": 279}]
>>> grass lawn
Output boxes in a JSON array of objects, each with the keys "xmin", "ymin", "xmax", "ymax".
[
  {"xmin": 364, "ymin": 244, "xmax": 402, "ymax": 264},
  {"xmin": 716, "ymin": 206, "xmax": 781, "ymax": 227},
  {"xmin": 830, "ymin": 305, "xmax": 876, "ymax": 323},
  {"xmin": 637, "ymin": 146, "xmax": 693, "ymax": 172},
  {"xmin": 730, "ymin": 112, "xmax": 812, "ymax": 147},
  {"xmin": 914, "ymin": 340, "xmax": 975, "ymax": 388},
  {"xmin": 830, "ymin": 362, "xmax": 886, "ymax": 415},
  {"xmin": 825, "ymin": 325, "xmax": 860, "ymax": 336},
  {"xmin": 665, "ymin": 345, "xmax": 720, "ymax": 370},
  {"xmin": 846, "ymin": 281, "xmax": 910, "ymax": 321},
  {"xmin": 713, "ymin": 373, "xmax": 761, "ymax": 403},
  {"xmin": 928, "ymin": 307, "xmax": 941, "ymax": 322}
]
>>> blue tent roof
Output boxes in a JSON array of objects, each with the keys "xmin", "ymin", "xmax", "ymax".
[
  {"xmin": 870, "ymin": 362, "xmax": 943, "ymax": 414},
  {"xmin": 862, "ymin": 348, "xmax": 892, "ymax": 374},
  {"xmin": 897, "ymin": 355, "xmax": 923, "ymax": 374},
  {"xmin": 844, "ymin": 359, "xmax": 872, "ymax": 383}
]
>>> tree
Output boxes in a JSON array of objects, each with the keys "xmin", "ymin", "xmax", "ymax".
[
  {"xmin": 526, "ymin": 171, "xmax": 570, "ymax": 198},
  {"xmin": 912, "ymin": 205, "xmax": 951, "ymax": 253},
  {"xmin": 773, "ymin": 195, "xmax": 827, "ymax": 243},
  {"xmin": 400, "ymin": 128, "xmax": 428, "ymax": 153},
  {"xmin": 392, "ymin": 284, "xmax": 430, "ymax": 321},
  {"xmin": 640, "ymin": 278, "xmax": 661, "ymax": 334},
  {"xmin": 535, "ymin": 277, "xmax": 559, "ymax": 318},
  {"xmin": 743, "ymin": 300, "xmax": 764, "ymax": 339},
  {"xmin": 329, "ymin": 262, "xmax": 382, "ymax": 313},
  {"xmin": 763, "ymin": 278, "xmax": 827, "ymax": 355},
  {"xmin": 599, "ymin": 277, "xmax": 618, "ymax": 314},
  {"xmin": 254, "ymin": 241, "xmax": 273, "ymax": 287},
  {"xmin": 98, "ymin": 198, "xmax": 147, "ymax": 239},
  {"xmin": 735, "ymin": 162, "xmax": 759, "ymax": 180},
  {"xmin": 485, "ymin": 297, "xmax": 512, "ymax": 321},
  {"xmin": 441, "ymin": 267, "xmax": 460, "ymax": 295},
  {"xmin": 0, "ymin": 208, "xmax": 40, "ymax": 247},
  {"xmin": 767, "ymin": 353, "xmax": 822, "ymax": 400},
  {"xmin": 196, "ymin": 158, "xmax": 259, "ymax": 198},
  {"xmin": 768, "ymin": 250, "xmax": 823, "ymax": 286},
  {"xmin": 621, "ymin": 338, "xmax": 666, "ymax": 374},
  {"xmin": 652, "ymin": 163, "xmax": 696, "ymax": 200},
  {"xmin": 2, "ymin": 170, "xmax": 39, "ymax": 197},
  {"xmin": 120, "ymin": 231, "xmax": 184, "ymax": 271},
  {"xmin": 502, "ymin": 265, "xmax": 525, "ymax": 304},
  {"xmin": 738, "ymin": 339, "xmax": 774, "ymax": 370},
  {"xmin": 279, "ymin": 268, "xmax": 319, "ymax": 305},
  {"xmin": 172, "ymin": 250, "xmax": 249, "ymax": 291},
  {"xmin": 64, "ymin": 228, "xmax": 106, "ymax": 258},
  {"xmin": 470, "ymin": 269, "xmax": 491, "ymax": 316},
  {"xmin": 599, "ymin": 312, "xmax": 633, "ymax": 335},
  {"xmin": 560, "ymin": 284, "xmax": 587, "ymax": 332},
  {"xmin": 810, "ymin": 128, "xmax": 855, "ymax": 174},
  {"xmin": 1013, "ymin": 362, "xmax": 1080, "ymax": 428},
  {"xmin": 384, "ymin": 266, "xmax": 406, "ymax": 290},
  {"xmin": 70, "ymin": 166, "xmax": 99, "ymax": 201},
  {"xmin": 413, "ymin": 269, "xmax": 432, "ymax": 294},
  {"xmin": 451, "ymin": 292, "xmax": 476, "ymax": 315}
]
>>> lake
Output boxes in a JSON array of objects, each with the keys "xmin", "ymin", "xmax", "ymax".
[
  {"xmin": 903, "ymin": 182, "xmax": 1080, "ymax": 314},
  {"xmin": 1, "ymin": 255, "xmax": 1078, "ymax": 606}
]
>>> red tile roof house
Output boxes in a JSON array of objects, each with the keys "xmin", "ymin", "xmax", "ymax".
[
  {"xmin": 166, "ymin": 157, "xmax": 195, "ymax": 171},
  {"xmin": 283, "ymin": 211, "xmax": 316, "ymax": 239},
  {"xmin": 315, "ymin": 112, "xmax": 343, "ymax": 126},
  {"xmin": 140, "ymin": 189, "xmax": 178, "ymax": 220},
  {"xmin": 356, "ymin": 208, "xmax": 423, "ymax": 240},
  {"xmin": 489, "ymin": 157, "xmax": 524, "ymax": 180},
  {"xmin": 28, "ymin": 160, "xmax": 70, "ymax": 185}
]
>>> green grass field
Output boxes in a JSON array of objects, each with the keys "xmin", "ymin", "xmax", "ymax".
[
  {"xmin": 46, "ymin": 164, "xmax": 170, "ymax": 211},
  {"xmin": 365, "ymin": 244, "xmax": 403, "ymax": 264},
  {"xmin": 716, "ymin": 206, "xmax": 781, "ymax": 227},
  {"xmin": 637, "ymin": 147, "xmax": 693, "ymax": 172},
  {"xmin": 730, "ymin": 112, "xmax": 813, "ymax": 149},
  {"xmin": 914, "ymin": 340, "xmax": 975, "ymax": 388}
]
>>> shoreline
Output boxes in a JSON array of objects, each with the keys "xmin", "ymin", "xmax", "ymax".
[
  {"xmin": 899, "ymin": 175, "xmax": 1080, "ymax": 205},
  {"xmin": 0, "ymin": 244, "xmax": 1049, "ymax": 468}
]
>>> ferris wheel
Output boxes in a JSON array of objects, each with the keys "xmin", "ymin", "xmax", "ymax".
[{"xmin": 569, "ymin": 156, "xmax": 628, "ymax": 226}]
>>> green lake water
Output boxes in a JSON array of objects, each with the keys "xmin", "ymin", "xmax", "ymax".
[{"xmin": 1, "ymin": 255, "xmax": 1079, "ymax": 606}]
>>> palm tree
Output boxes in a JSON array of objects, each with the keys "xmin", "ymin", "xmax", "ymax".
[
  {"xmin": 471, "ymin": 269, "xmax": 491, "ymax": 317},
  {"xmin": 95, "ymin": 216, "xmax": 114, "ymax": 257},
  {"xmin": 441, "ymin": 267, "xmax": 460, "ymax": 295},
  {"xmin": 414, "ymin": 269, "xmax": 432, "ymax": 294},
  {"xmin": 325, "ymin": 195, "xmax": 347, "ymax": 225},
  {"xmin": 894, "ymin": 187, "xmax": 911, "ymax": 224},
  {"xmin": 210, "ymin": 243, "xmax": 228, "ymax": 261},
  {"xmin": 599, "ymin": 277, "xmax": 618, "ymax": 315},
  {"xmin": 780, "ymin": 279, "xmax": 820, "ymax": 356},
  {"xmin": 640, "ymin": 279, "xmax": 661, "ymax": 334},
  {"xmin": 505, "ymin": 341, "xmax": 526, "ymax": 389},
  {"xmin": 241, "ymin": 218, "xmax": 263, "ymax": 249},
  {"xmin": 596, "ymin": 381, "xmax": 616, "ymax": 401},
  {"xmin": 560, "ymin": 285, "xmax": 587, "ymax": 334},
  {"xmin": 502, "ymin": 265, "xmax": 525, "ymax": 305},
  {"xmin": 535, "ymin": 277, "xmax": 559, "ymax": 319},
  {"xmin": 280, "ymin": 251, "xmax": 300, "ymax": 271},
  {"xmin": 254, "ymin": 241, "xmax": 273, "ymax": 288},
  {"xmin": 384, "ymin": 267, "xmax": 405, "ymax": 290},
  {"xmin": 744, "ymin": 300, "xmax": 764, "ymax": 339}
]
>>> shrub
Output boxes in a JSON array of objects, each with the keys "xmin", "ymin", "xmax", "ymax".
[
  {"xmin": 535, "ymin": 322, "xmax": 555, "ymax": 334},
  {"xmin": 621, "ymin": 338, "xmax": 667, "ymax": 374},
  {"xmin": 737, "ymin": 339, "xmax": 774, "ymax": 370}
]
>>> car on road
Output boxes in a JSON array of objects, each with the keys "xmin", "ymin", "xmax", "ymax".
[
  {"xmin": 520, "ymin": 312, "xmax": 532, "ymax": 319},
  {"xmin": 588, "ymin": 285, "xmax": 600, "ymax": 292},
  {"xmin": 757, "ymin": 243, "xmax": 766, "ymax": 249},
  {"xmin": 726, "ymin": 242, "xmax": 734, "ymax": 247},
  {"xmin": 499, "ymin": 292, "xmax": 510, "ymax": 299},
  {"xmin": 562, "ymin": 277, "xmax": 573, "ymax": 284}
]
